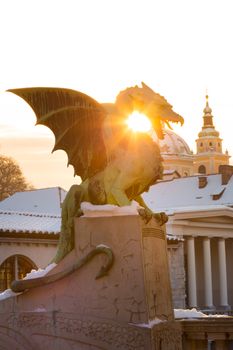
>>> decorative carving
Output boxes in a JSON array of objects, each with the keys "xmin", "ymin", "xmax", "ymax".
[
  {"xmin": 142, "ymin": 227, "xmax": 165, "ymax": 240},
  {"xmin": 125, "ymin": 297, "xmax": 146, "ymax": 323},
  {"xmin": 0, "ymin": 325, "xmax": 34, "ymax": 350},
  {"xmin": 152, "ymin": 322, "xmax": 182, "ymax": 350},
  {"xmin": 7, "ymin": 312, "xmax": 147, "ymax": 349}
]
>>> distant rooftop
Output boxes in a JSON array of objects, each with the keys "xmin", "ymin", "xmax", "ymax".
[
  {"xmin": 143, "ymin": 173, "xmax": 233, "ymax": 213},
  {"xmin": 0, "ymin": 210, "xmax": 60, "ymax": 234},
  {"xmin": 0, "ymin": 187, "xmax": 67, "ymax": 215}
]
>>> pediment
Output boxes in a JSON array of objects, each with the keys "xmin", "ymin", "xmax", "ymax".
[{"xmin": 171, "ymin": 206, "xmax": 233, "ymax": 223}]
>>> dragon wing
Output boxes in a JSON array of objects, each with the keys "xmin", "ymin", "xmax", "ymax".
[{"xmin": 8, "ymin": 87, "xmax": 107, "ymax": 180}]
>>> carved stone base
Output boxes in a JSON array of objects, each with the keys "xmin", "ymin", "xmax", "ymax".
[
  {"xmin": 0, "ymin": 214, "xmax": 182, "ymax": 349},
  {"xmin": 0, "ymin": 311, "xmax": 181, "ymax": 350}
]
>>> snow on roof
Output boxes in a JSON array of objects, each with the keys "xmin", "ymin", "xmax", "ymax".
[
  {"xmin": 0, "ymin": 187, "xmax": 67, "ymax": 215},
  {"xmin": 166, "ymin": 204, "xmax": 233, "ymax": 216},
  {"xmin": 167, "ymin": 233, "xmax": 183, "ymax": 241},
  {"xmin": 143, "ymin": 174, "xmax": 233, "ymax": 213},
  {"xmin": 0, "ymin": 210, "xmax": 61, "ymax": 234}
]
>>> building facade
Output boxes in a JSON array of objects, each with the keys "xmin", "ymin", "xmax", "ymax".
[
  {"xmin": 0, "ymin": 187, "xmax": 65, "ymax": 291},
  {"xmin": 144, "ymin": 165, "xmax": 233, "ymax": 312}
]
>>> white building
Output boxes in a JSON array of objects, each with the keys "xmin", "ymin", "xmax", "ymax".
[
  {"xmin": 144, "ymin": 165, "xmax": 233, "ymax": 312},
  {"xmin": 145, "ymin": 95, "xmax": 233, "ymax": 312},
  {"xmin": 0, "ymin": 187, "xmax": 66, "ymax": 291}
]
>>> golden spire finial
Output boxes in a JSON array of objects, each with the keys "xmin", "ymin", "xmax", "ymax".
[
  {"xmin": 205, "ymin": 89, "xmax": 209, "ymax": 104},
  {"xmin": 203, "ymin": 89, "xmax": 214, "ymax": 127}
]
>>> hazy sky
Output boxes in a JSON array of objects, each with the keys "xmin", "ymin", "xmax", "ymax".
[{"xmin": 1, "ymin": 0, "xmax": 233, "ymax": 190}]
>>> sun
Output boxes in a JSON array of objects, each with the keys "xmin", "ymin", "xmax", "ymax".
[{"xmin": 126, "ymin": 111, "xmax": 152, "ymax": 133}]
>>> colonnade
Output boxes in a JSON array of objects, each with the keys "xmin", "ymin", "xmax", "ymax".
[{"xmin": 186, "ymin": 236, "xmax": 229, "ymax": 309}]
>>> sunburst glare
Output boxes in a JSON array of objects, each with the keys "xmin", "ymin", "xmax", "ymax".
[{"xmin": 126, "ymin": 111, "xmax": 152, "ymax": 132}]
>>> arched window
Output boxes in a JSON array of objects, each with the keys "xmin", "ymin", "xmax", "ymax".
[
  {"xmin": 0, "ymin": 255, "xmax": 37, "ymax": 292},
  {"xmin": 198, "ymin": 165, "xmax": 206, "ymax": 174}
]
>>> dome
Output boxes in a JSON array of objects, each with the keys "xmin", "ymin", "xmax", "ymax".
[
  {"xmin": 203, "ymin": 104, "xmax": 212, "ymax": 115},
  {"xmin": 158, "ymin": 129, "xmax": 192, "ymax": 156},
  {"xmin": 203, "ymin": 95, "xmax": 212, "ymax": 115}
]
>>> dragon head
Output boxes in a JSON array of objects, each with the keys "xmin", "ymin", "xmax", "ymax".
[{"xmin": 115, "ymin": 82, "xmax": 184, "ymax": 139}]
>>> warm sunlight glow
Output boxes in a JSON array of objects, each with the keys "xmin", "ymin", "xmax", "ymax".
[{"xmin": 126, "ymin": 111, "xmax": 152, "ymax": 132}]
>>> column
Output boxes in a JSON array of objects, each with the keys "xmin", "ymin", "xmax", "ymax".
[
  {"xmin": 186, "ymin": 236, "xmax": 197, "ymax": 307},
  {"xmin": 203, "ymin": 237, "xmax": 214, "ymax": 308},
  {"xmin": 218, "ymin": 238, "xmax": 229, "ymax": 307},
  {"xmin": 14, "ymin": 255, "xmax": 19, "ymax": 280}
]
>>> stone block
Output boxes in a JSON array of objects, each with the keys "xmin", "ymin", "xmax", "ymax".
[{"xmin": 0, "ymin": 214, "xmax": 182, "ymax": 349}]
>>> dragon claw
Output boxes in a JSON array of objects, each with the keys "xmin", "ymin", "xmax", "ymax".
[
  {"xmin": 153, "ymin": 212, "xmax": 168, "ymax": 226},
  {"xmin": 138, "ymin": 208, "xmax": 168, "ymax": 226}
]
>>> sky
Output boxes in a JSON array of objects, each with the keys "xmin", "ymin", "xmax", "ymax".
[{"xmin": 1, "ymin": 0, "xmax": 233, "ymax": 190}]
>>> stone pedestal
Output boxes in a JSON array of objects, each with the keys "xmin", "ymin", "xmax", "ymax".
[{"xmin": 0, "ymin": 214, "xmax": 182, "ymax": 349}]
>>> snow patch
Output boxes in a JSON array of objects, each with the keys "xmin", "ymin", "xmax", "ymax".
[
  {"xmin": 33, "ymin": 307, "xmax": 47, "ymax": 312},
  {"xmin": 96, "ymin": 244, "xmax": 110, "ymax": 249},
  {"xmin": 81, "ymin": 201, "xmax": 141, "ymax": 217},
  {"xmin": 23, "ymin": 263, "xmax": 57, "ymax": 280},
  {"xmin": 133, "ymin": 318, "xmax": 165, "ymax": 328},
  {"xmin": 174, "ymin": 308, "xmax": 231, "ymax": 319},
  {"xmin": 0, "ymin": 288, "xmax": 20, "ymax": 301}
]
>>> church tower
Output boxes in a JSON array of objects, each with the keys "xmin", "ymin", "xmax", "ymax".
[{"xmin": 194, "ymin": 95, "xmax": 230, "ymax": 174}]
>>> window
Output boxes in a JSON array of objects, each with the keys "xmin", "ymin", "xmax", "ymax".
[
  {"xmin": 198, "ymin": 165, "xmax": 206, "ymax": 174},
  {"xmin": 0, "ymin": 255, "xmax": 37, "ymax": 292}
]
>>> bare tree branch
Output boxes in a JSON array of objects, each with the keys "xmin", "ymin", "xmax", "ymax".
[{"xmin": 0, "ymin": 155, "xmax": 33, "ymax": 201}]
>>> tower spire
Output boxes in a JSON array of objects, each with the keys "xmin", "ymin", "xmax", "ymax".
[
  {"xmin": 194, "ymin": 93, "xmax": 230, "ymax": 175},
  {"xmin": 203, "ymin": 93, "xmax": 214, "ymax": 128}
]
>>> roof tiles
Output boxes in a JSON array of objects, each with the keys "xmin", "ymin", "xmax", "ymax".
[{"xmin": 0, "ymin": 210, "xmax": 61, "ymax": 234}]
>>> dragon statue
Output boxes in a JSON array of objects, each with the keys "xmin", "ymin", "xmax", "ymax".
[{"xmin": 8, "ymin": 83, "xmax": 183, "ymax": 263}]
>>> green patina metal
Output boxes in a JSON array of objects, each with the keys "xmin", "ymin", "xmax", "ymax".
[{"xmin": 8, "ymin": 83, "xmax": 183, "ymax": 263}]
